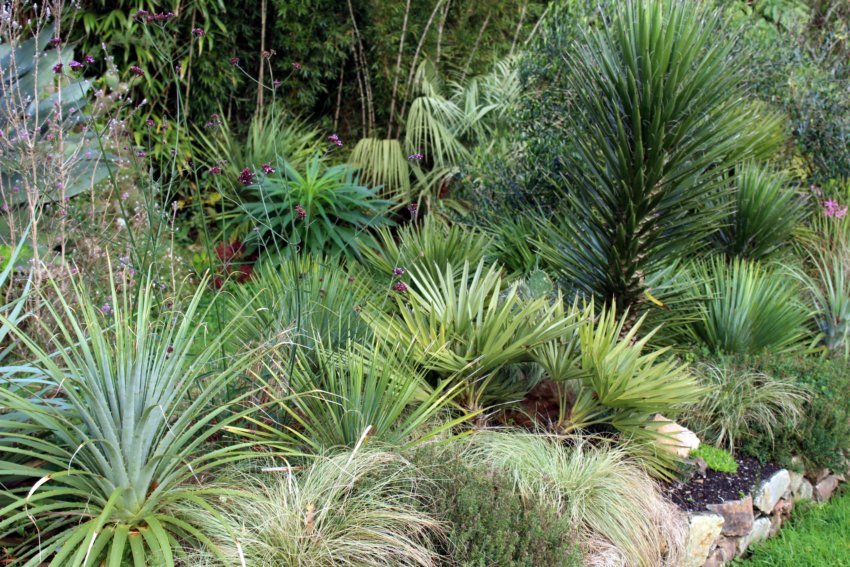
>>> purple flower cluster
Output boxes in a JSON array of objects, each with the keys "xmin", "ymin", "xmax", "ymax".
[
  {"xmin": 262, "ymin": 163, "xmax": 275, "ymax": 174},
  {"xmin": 392, "ymin": 281, "xmax": 408, "ymax": 293},
  {"xmin": 209, "ymin": 165, "xmax": 222, "ymax": 175},
  {"xmin": 130, "ymin": 66, "xmax": 145, "ymax": 76},
  {"xmin": 52, "ymin": 63, "xmax": 63, "ymax": 74},
  {"xmin": 229, "ymin": 57, "xmax": 240, "ymax": 66},
  {"xmin": 407, "ymin": 202, "xmax": 418, "ymax": 217},
  {"xmin": 69, "ymin": 60, "xmax": 84, "ymax": 72},
  {"xmin": 295, "ymin": 204, "xmax": 307, "ymax": 219},
  {"xmin": 238, "ymin": 168, "xmax": 256, "ymax": 185},
  {"xmin": 292, "ymin": 62, "xmax": 302, "ymax": 70},
  {"xmin": 135, "ymin": 10, "xmax": 175, "ymax": 23},
  {"xmin": 84, "ymin": 55, "xmax": 96, "ymax": 65},
  {"xmin": 49, "ymin": 36, "xmax": 62, "ymax": 46},
  {"xmin": 204, "ymin": 113, "xmax": 222, "ymax": 129},
  {"xmin": 393, "ymin": 267, "xmax": 405, "ymax": 276},
  {"xmin": 824, "ymin": 199, "xmax": 848, "ymax": 219},
  {"xmin": 328, "ymin": 133, "xmax": 343, "ymax": 147},
  {"xmin": 192, "ymin": 28, "xmax": 206, "ymax": 37},
  {"xmin": 407, "ymin": 153, "xmax": 424, "ymax": 161}
]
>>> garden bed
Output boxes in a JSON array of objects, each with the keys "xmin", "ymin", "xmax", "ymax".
[{"xmin": 667, "ymin": 457, "xmax": 781, "ymax": 512}]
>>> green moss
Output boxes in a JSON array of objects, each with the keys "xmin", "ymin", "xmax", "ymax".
[{"xmin": 691, "ymin": 444, "xmax": 739, "ymax": 474}]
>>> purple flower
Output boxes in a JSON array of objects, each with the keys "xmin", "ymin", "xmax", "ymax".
[
  {"xmin": 52, "ymin": 63, "xmax": 63, "ymax": 74},
  {"xmin": 295, "ymin": 204, "xmax": 307, "ymax": 219},
  {"xmin": 407, "ymin": 202, "xmax": 418, "ymax": 217},
  {"xmin": 130, "ymin": 65, "xmax": 145, "ymax": 76},
  {"xmin": 192, "ymin": 28, "xmax": 206, "ymax": 37},
  {"xmin": 328, "ymin": 133, "xmax": 343, "ymax": 147},
  {"xmin": 100, "ymin": 303, "xmax": 113, "ymax": 314},
  {"xmin": 407, "ymin": 153, "xmax": 424, "ymax": 161},
  {"xmin": 136, "ymin": 151, "xmax": 146, "ymax": 157},
  {"xmin": 392, "ymin": 281, "xmax": 408, "ymax": 293},
  {"xmin": 272, "ymin": 79, "xmax": 281, "ymax": 89},
  {"xmin": 229, "ymin": 57, "xmax": 240, "ymax": 65},
  {"xmin": 262, "ymin": 163, "xmax": 275, "ymax": 174},
  {"xmin": 393, "ymin": 267, "xmax": 405, "ymax": 277},
  {"xmin": 292, "ymin": 62, "xmax": 302, "ymax": 70},
  {"xmin": 121, "ymin": 191, "xmax": 130, "ymax": 200},
  {"xmin": 49, "ymin": 36, "xmax": 62, "ymax": 46},
  {"xmin": 824, "ymin": 199, "xmax": 848, "ymax": 219},
  {"xmin": 69, "ymin": 60, "xmax": 83, "ymax": 72},
  {"xmin": 238, "ymin": 168, "xmax": 256, "ymax": 186},
  {"xmin": 146, "ymin": 118, "xmax": 154, "ymax": 128},
  {"xmin": 84, "ymin": 55, "xmax": 96, "ymax": 65},
  {"xmin": 209, "ymin": 166, "xmax": 222, "ymax": 175}
]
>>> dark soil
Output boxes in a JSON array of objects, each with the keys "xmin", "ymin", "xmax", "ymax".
[{"xmin": 665, "ymin": 455, "xmax": 782, "ymax": 512}]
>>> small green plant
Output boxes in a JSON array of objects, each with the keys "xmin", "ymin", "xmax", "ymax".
[
  {"xmin": 742, "ymin": 354, "xmax": 850, "ymax": 474},
  {"xmin": 691, "ymin": 445, "xmax": 739, "ymax": 474},
  {"xmin": 676, "ymin": 257, "xmax": 810, "ymax": 355},
  {"xmin": 368, "ymin": 260, "xmax": 577, "ymax": 409},
  {"xmin": 712, "ymin": 163, "xmax": 805, "ymax": 260},
  {"xmin": 419, "ymin": 448, "xmax": 582, "ymax": 567}
]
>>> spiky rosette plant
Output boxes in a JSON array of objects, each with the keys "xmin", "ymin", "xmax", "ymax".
[
  {"xmin": 539, "ymin": 0, "xmax": 783, "ymax": 307},
  {"xmin": 0, "ymin": 269, "xmax": 288, "ymax": 566}
]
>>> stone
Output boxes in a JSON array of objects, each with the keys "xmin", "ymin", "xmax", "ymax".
[
  {"xmin": 737, "ymin": 517, "xmax": 771, "ymax": 554},
  {"xmin": 754, "ymin": 469, "xmax": 791, "ymax": 514},
  {"xmin": 796, "ymin": 478, "xmax": 813, "ymax": 501},
  {"xmin": 683, "ymin": 513, "xmax": 725, "ymax": 567},
  {"xmin": 772, "ymin": 498, "xmax": 793, "ymax": 518},
  {"xmin": 769, "ymin": 512, "xmax": 783, "ymax": 537},
  {"xmin": 788, "ymin": 470, "xmax": 804, "ymax": 495},
  {"xmin": 701, "ymin": 548, "xmax": 725, "ymax": 567},
  {"xmin": 707, "ymin": 496, "xmax": 754, "ymax": 536},
  {"xmin": 812, "ymin": 468, "xmax": 830, "ymax": 483},
  {"xmin": 715, "ymin": 535, "xmax": 740, "ymax": 561},
  {"xmin": 814, "ymin": 475, "xmax": 840, "ymax": 502},
  {"xmin": 653, "ymin": 413, "xmax": 700, "ymax": 458}
]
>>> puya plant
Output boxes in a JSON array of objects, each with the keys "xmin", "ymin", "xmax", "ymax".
[{"xmin": 0, "ymin": 267, "xmax": 289, "ymax": 566}]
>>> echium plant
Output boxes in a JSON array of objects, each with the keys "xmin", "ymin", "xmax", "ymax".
[{"xmin": 540, "ymin": 0, "xmax": 783, "ymax": 307}]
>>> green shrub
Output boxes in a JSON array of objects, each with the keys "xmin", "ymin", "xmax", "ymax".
[
  {"xmin": 742, "ymin": 355, "xmax": 850, "ymax": 473},
  {"xmin": 691, "ymin": 445, "xmax": 739, "ymax": 474},
  {"xmin": 422, "ymin": 452, "xmax": 581, "ymax": 567},
  {"xmin": 465, "ymin": 432, "xmax": 689, "ymax": 566}
]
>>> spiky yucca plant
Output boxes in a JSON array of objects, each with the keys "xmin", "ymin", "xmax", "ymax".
[
  {"xmin": 541, "ymin": 0, "xmax": 782, "ymax": 306},
  {"xmin": 679, "ymin": 257, "xmax": 810, "ymax": 355},
  {"xmin": 713, "ymin": 163, "xmax": 805, "ymax": 260},
  {"xmin": 0, "ymin": 271, "xmax": 283, "ymax": 566},
  {"xmin": 369, "ymin": 260, "xmax": 577, "ymax": 409}
]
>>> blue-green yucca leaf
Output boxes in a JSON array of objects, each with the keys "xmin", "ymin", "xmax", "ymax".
[{"xmin": 0, "ymin": 268, "xmax": 293, "ymax": 566}]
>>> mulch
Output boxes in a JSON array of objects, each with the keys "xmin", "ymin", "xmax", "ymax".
[{"xmin": 665, "ymin": 455, "xmax": 782, "ymax": 512}]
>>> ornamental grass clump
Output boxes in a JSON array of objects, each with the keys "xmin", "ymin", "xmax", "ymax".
[
  {"xmin": 182, "ymin": 450, "xmax": 442, "ymax": 567},
  {"xmin": 0, "ymin": 269, "xmax": 281, "ymax": 566}
]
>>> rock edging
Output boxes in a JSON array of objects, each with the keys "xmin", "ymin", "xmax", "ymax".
[{"xmin": 682, "ymin": 465, "xmax": 846, "ymax": 566}]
